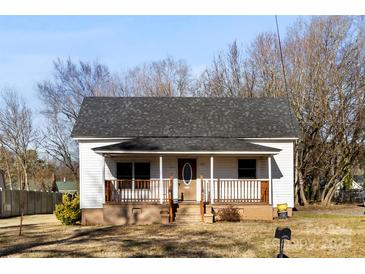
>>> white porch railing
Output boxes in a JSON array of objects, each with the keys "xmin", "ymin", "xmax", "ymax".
[
  {"xmin": 105, "ymin": 179, "xmax": 170, "ymax": 203},
  {"xmin": 202, "ymin": 179, "xmax": 269, "ymax": 204},
  {"xmin": 105, "ymin": 178, "xmax": 269, "ymax": 204}
]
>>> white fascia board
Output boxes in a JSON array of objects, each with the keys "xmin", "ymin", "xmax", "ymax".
[
  {"xmin": 239, "ymin": 137, "xmax": 299, "ymax": 140},
  {"xmin": 95, "ymin": 150, "xmax": 279, "ymax": 155},
  {"xmin": 74, "ymin": 137, "xmax": 299, "ymax": 141},
  {"xmin": 73, "ymin": 137, "xmax": 132, "ymax": 141}
]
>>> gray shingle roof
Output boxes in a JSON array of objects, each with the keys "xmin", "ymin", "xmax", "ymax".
[
  {"xmin": 55, "ymin": 181, "xmax": 78, "ymax": 193},
  {"xmin": 92, "ymin": 138, "xmax": 281, "ymax": 153},
  {"xmin": 71, "ymin": 97, "xmax": 299, "ymax": 138}
]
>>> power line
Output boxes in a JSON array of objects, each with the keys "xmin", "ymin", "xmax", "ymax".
[
  {"xmin": 275, "ymin": 15, "xmax": 297, "ymax": 138},
  {"xmin": 275, "ymin": 15, "xmax": 289, "ymax": 101}
]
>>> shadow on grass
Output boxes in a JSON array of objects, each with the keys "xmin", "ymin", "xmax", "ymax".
[
  {"xmin": 0, "ymin": 224, "xmax": 253, "ymax": 258},
  {"xmin": 0, "ymin": 225, "xmax": 121, "ymax": 257}
]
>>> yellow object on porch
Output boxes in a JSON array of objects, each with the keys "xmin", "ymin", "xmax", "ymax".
[{"xmin": 277, "ymin": 203, "xmax": 288, "ymax": 213}]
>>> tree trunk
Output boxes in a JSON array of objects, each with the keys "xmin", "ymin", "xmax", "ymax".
[
  {"xmin": 18, "ymin": 160, "xmax": 28, "ymax": 236},
  {"xmin": 5, "ymin": 158, "xmax": 12, "ymax": 190},
  {"xmin": 321, "ymin": 180, "xmax": 341, "ymax": 206},
  {"xmin": 298, "ymin": 171, "xmax": 308, "ymax": 206},
  {"xmin": 19, "ymin": 210, "xmax": 23, "ymax": 236},
  {"xmin": 20, "ymin": 160, "xmax": 29, "ymax": 191},
  {"xmin": 1, "ymin": 148, "xmax": 13, "ymax": 190},
  {"xmin": 24, "ymin": 169, "xmax": 29, "ymax": 191},
  {"xmin": 19, "ymin": 186, "xmax": 24, "ymax": 236},
  {"xmin": 294, "ymin": 148, "xmax": 299, "ymax": 206},
  {"xmin": 310, "ymin": 175, "xmax": 320, "ymax": 202},
  {"xmin": 294, "ymin": 183, "xmax": 300, "ymax": 206}
]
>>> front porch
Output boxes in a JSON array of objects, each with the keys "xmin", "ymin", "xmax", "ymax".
[
  {"xmin": 100, "ymin": 154, "xmax": 274, "ymax": 224},
  {"xmin": 83, "ymin": 137, "xmax": 282, "ymax": 224},
  {"xmin": 104, "ymin": 178, "xmax": 270, "ymax": 205}
]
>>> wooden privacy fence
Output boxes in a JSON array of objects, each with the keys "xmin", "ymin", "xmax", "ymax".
[{"xmin": 0, "ymin": 189, "xmax": 63, "ymax": 218}]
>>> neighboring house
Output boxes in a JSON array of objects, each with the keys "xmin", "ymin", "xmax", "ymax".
[
  {"xmin": 335, "ymin": 175, "xmax": 364, "ymax": 191},
  {"xmin": 55, "ymin": 180, "xmax": 78, "ymax": 194},
  {"xmin": 349, "ymin": 180, "xmax": 363, "ymax": 190},
  {"xmin": 72, "ymin": 97, "xmax": 299, "ymax": 225},
  {"xmin": 352, "ymin": 175, "xmax": 364, "ymax": 190}
]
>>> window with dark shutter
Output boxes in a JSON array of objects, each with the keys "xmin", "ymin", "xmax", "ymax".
[{"xmin": 238, "ymin": 159, "xmax": 256, "ymax": 179}]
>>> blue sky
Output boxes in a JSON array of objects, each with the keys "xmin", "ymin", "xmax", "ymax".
[{"xmin": 0, "ymin": 16, "xmax": 302, "ymax": 114}]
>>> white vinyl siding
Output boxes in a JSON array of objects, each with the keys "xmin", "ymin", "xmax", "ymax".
[
  {"xmin": 79, "ymin": 141, "xmax": 119, "ymax": 209},
  {"xmin": 251, "ymin": 140, "xmax": 295, "ymax": 208},
  {"xmin": 79, "ymin": 139, "xmax": 294, "ymax": 208}
]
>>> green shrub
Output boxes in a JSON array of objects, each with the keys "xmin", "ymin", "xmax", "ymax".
[
  {"xmin": 217, "ymin": 206, "xmax": 241, "ymax": 222},
  {"xmin": 54, "ymin": 194, "xmax": 81, "ymax": 225}
]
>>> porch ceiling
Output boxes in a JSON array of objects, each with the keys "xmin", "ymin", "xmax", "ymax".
[{"xmin": 92, "ymin": 137, "xmax": 280, "ymax": 154}]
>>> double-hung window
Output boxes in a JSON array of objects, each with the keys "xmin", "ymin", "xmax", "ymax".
[
  {"xmin": 116, "ymin": 162, "xmax": 150, "ymax": 189},
  {"xmin": 238, "ymin": 159, "xmax": 256, "ymax": 179},
  {"xmin": 134, "ymin": 163, "xmax": 150, "ymax": 189}
]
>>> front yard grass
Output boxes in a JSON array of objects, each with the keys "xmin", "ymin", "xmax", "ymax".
[{"xmin": 0, "ymin": 209, "xmax": 364, "ymax": 258}]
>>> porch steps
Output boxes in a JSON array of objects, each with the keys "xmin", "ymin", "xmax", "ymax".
[{"xmin": 174, "ymin": 203, "xmax": 214, "ymax": 224}]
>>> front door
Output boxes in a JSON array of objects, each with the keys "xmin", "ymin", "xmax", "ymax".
[{"xmin": 178, "ymin": 159, "xmax": 197, "ymax": 201}]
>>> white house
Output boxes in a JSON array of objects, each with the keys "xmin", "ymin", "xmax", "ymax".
[{"xmin": 72, "ymin": 97, "xmax": 299, "ymax": 225}]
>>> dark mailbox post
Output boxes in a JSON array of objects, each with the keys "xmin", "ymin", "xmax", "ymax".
[{"xmin": 275, "ymin": 227, "xmax": 291, "ymax": 258}]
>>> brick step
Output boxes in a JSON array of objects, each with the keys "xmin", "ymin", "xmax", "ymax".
[
  {"xmin": 175, "ymin": 214, "xmax": 214, "ymax": 224},
  {"xmin": 175, "ymin": 218, "xmax": 202, "ymax": 223},
  {"xmin": 175, "ymin": 212, "xmax": 200, "ymax": 218},
  {"xmin": 175, "ymin": 219, "xmax": 202, "ymax": 224},
  {"xmin": 175, "ymin": 208, "xmax": 202, "ymax": 220},
  {"xmin": 178, "ymin": 204, "xmax": 201, "ymax": 208},
  {"xmin": 176, "ymin": 208, "xmax": 202, "ymax": 214},
  {"xmin": 173, "ymin": 203, "xmax": 214, "ymax": 224}
]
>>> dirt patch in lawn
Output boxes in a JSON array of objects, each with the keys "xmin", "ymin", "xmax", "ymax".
[{"xmin": 0, "ymin": 210, "xmax": 364, "ymax": 258}]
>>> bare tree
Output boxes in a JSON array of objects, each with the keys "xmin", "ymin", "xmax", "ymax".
[
  {"xmin": 0, "ymin": 89, "xmax": 39, "ymax": 235},
  {"xmin": 201, "ymin": 16, "xmax": 365, "ymax": 206},
  {"xmin": 38, "ymin": 57, "xmax": 196, "ymax": 177},
  {"xmin": 122, "ymin": 56, "xmax": 195, "ymax": 97},
  {"xmin": 283, "ymin": 16, "xmax": 365, "ymax": 205},
  {"xmin": 38, "ymin": 58, "xmax": 125, "ymax": 177},
  {"xmin": 199, "ymin": 41, "xmax": 255, "ymax": 97},
  {"xmin": 41, "ymin": 113, "xmax": 79, "ymax": 180}
]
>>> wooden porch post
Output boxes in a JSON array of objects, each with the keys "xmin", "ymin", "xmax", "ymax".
[
  {"xmin": 102, "ymin": 155, "xmax": 106, "ymax": 203},
  {"xmin": 200, "ymin": 175, "xmax": 204, "ymax": 223},
  {"xmin": 159, "ymin": 155, "xmax": 163, "ymax": 204},
  {"xmin": 210, "ymin": 156, "xmax": 214, "ymax": 204},
  {"xmin": 169, "ymin": 176, "xmax": 173, "ymax": 223},
  {"xmin": 131, "ymin": 162, "xmax": 135, "ymax": 200},
  {"xmin": 268, "ymin": 155, "xmax": 272, "ymax": 205}
]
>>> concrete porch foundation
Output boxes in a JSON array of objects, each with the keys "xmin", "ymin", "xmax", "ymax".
[
  {"xmin": 212, "ymin": 204, "xmax": 274, "ymax": 221},
  {"xmin": 82, "ymin": 204, "xmax": 169, "ymax": 225},
  {"xmin": 82, "ymin": 204, "xmax": 293, "ymax": 225}
]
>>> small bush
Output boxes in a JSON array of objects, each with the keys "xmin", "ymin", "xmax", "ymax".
[
  {"xmin": 54, "ymin": 194, "xmax": 81, "ymax": 225},
  {"xmin": 217, "ymin": 206, "xmax": 241, "ymax": 222}
]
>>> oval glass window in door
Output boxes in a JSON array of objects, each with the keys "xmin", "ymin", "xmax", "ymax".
[{"xmin": 182, "ymin": 163, "xmax": 192, "ymax": 185}]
